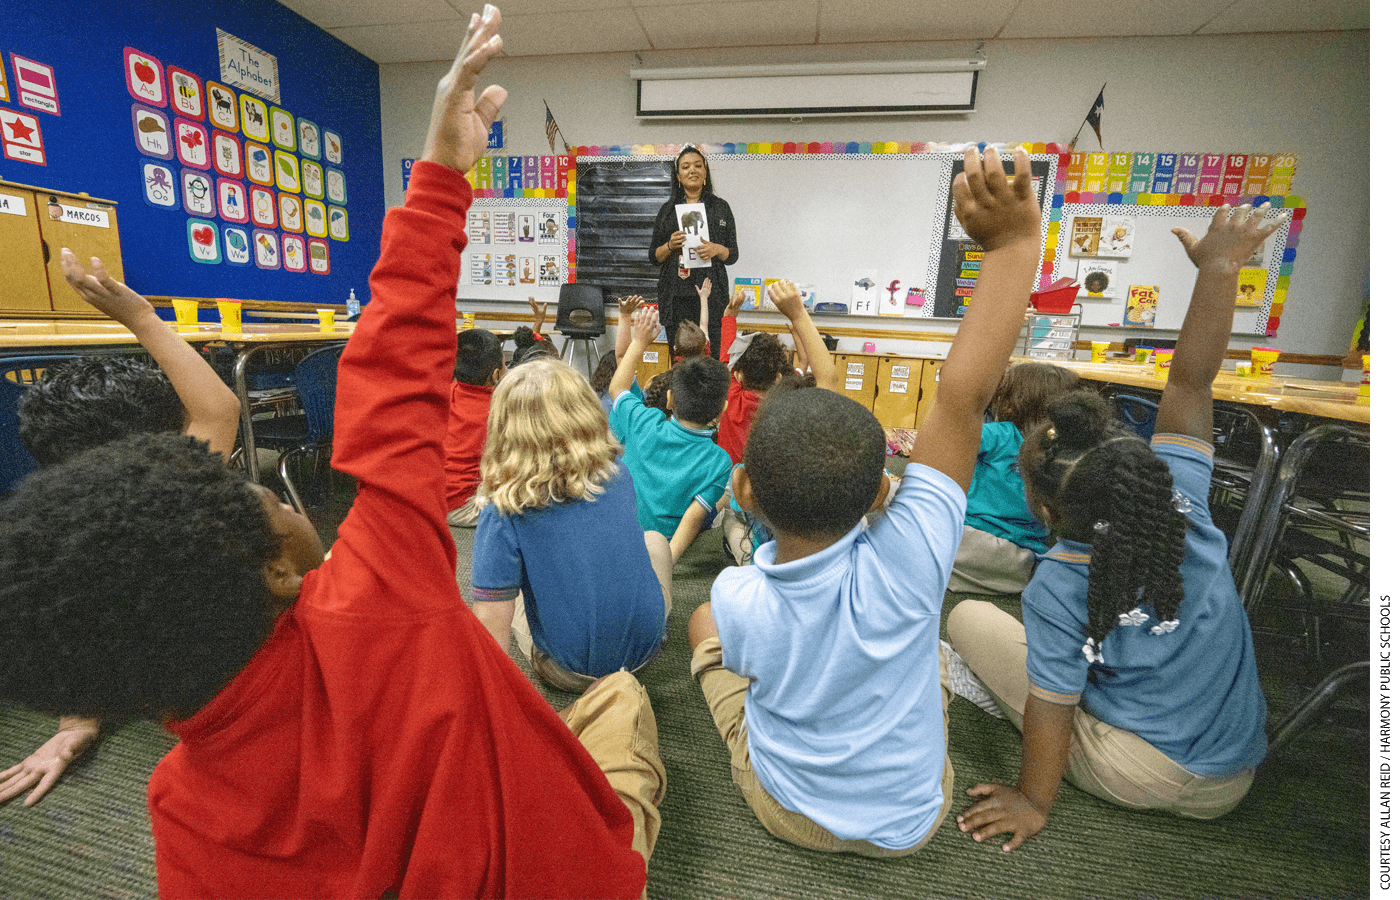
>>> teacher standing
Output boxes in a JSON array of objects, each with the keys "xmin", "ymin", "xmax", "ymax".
[{"xmin": 649, "ymin": 144, "xmax": 739, "ymax": 359}]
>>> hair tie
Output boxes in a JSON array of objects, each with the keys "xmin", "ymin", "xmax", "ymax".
[
  {"xmin": 1045, "ymin": 426, "xmax": 1058, "ymax": 441},
  {"xmin": 532, "ymin": 331, "xmax": 542, "ymax": 340}
]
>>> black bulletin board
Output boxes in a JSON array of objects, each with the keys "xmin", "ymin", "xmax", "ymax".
[{"xmin": 575, "ymin": 160, "xmax": 671, "ymax": 302}]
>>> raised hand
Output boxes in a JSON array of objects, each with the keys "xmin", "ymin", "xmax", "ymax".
[
  {"xmin": 422, "ymin": 5, "xmax": 507, "ymax": 173},
  {"xmin": 766, "ymin": 279, "xmax": 804, "ymax": 320},
  {"xmin": 60, "ymin": 250, "xmax": 154, "ymax": 326},
  {"xmin": 632, "ymin": 305, "xmax": 661, "ymax": 346},
  {"xmin": 1172, "ymin": 204, "xmax": 1284, "ymax": 274},
  {"xmin": 619, "ymin": 295, "xmax": 644, "ymax": 317},
  {"xmin": 951, "ymin": 146, "xmax": 1040, "ymax": 253},
  {"xmin": 695, "ymin": 277, "xmax": 712, "ymax": 304},
  {"xmin": 956, "ymin": 782, "xmax": 1049, "ymax": 852},
  {"xmin": 529, "ymin": 296, "xmax": 548, "ymax": 332}
]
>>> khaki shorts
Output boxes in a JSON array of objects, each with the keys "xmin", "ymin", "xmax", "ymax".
[{"xmin": 690, "ymin": 637, "xmax": 955, "ymax": 856}]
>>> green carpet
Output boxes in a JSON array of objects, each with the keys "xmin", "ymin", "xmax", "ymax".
[{"xmin": 0, "ymin": 507, "xmax": 1367, "ymax": 899}]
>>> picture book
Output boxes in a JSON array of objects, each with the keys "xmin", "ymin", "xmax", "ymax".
[
  {"xmin": 798, "ymin": 284, "xmax": 817, "ymax": 310},
  {"xmin": 1100, "ymin": 216, "xmax": 1134, "ymax": 257},
  {"xmin": 762, "ymin": 278, "xmax": 784, "ymax": 311},
  {"xmin": 733, "ymin": 277, "xmax": 763, "ymax": 311},
  {"xmin": 1077, "ymin": 260, "xmax": 1121, "ymax": 299},
  {"xmin": 1068, "ymin": 216, "xmax": 1103, "ymax": 257},
  {"xmin": 1124, "ymin": 284, "xmax": 1160, "ymax": 327},
  {"xmin": 1236, "ymin": 268, "xmax": 1267, "ymax": 307}
]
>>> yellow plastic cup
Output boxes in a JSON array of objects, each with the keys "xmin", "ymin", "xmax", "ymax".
[
  {"xmin": 171, "ymin": 298, "xmax": 199, "ymax": 332},
  {"xmin": 1235, "ymin": 361, "xmax": 1252, "ymax": 377},
  {"xmin": 1134, "ymin": 347, "xmax": 1152, "ymax": 364},
  {"xmin": 1250, "ymin": 346, "xmax": 1281, "ymax": 378},
  {"xmin": 1360, "ymin": 353, "xmax": 1370, "ymax": 401},
  {"xmin": 1153, "ymin": 348, "xmax": 1175, "ymax": 376},
  {"xmin": 1090, "ymin": 341, "xmax": 1109, "ymax": 363},
  {"xmin": 216, "ymin": 299, "xmax": 242, "ymax": 333},
  {"xmin": 317, "ymin": 308, "xmax": 336, "ymax": 332}
]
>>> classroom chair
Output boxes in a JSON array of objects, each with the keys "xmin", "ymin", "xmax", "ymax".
[
  {"xmin": 1266, "ymin": 659, "xmax": 1368, "ymax": 759},
  {"xmin": 555, "ymin": 283, "xmax": 606, "ymax": 377},
  {"xmin": 249, "ymin": 344, "xmax": 344, "ymax": 515}
]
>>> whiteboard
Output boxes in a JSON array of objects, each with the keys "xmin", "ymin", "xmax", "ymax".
[
  {"xmin": 708, "ymin": 154, "xmax": 949, "ymax": 316},
  {"xmin": 1050, "ymin": 202, "xmax": 1293, "ymax": 334}
]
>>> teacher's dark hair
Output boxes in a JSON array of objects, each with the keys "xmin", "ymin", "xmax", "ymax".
[{"xmin": 668, "ymin": 145, "xmax": 714, "ymax": 203}]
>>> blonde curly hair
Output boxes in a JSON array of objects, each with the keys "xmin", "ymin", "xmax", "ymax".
[{"xmin": 477, "ymin": 359, "xmax": 619, "ymax": 515}]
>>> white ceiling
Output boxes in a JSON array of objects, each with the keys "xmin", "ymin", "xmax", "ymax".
[{"xmin": 277, "ymin": 0, "xmax": 1369, "ymax": 64}]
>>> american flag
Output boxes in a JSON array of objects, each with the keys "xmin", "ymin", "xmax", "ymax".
[{"xmin": 544, "ymin": 102, "xmax": 566, "ymax": 154}]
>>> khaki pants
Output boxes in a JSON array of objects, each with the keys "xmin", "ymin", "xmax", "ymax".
[
  {"xmin": 946, "ymin": 599, "xmax": 1254, "ymax": 819},
  {"xmin": 690, "ymin": 638, "xmax": 955, "ymax": 856},
  {"xmin": 514, "ymin": 531, "xmax": 674, "ymax": 692},
  {"xmin": 946, "ymin": 526, "xmax": 1036, "ymax": 595},
  {"xmin": 560, "ymin": 670, "xmax": 666, "ymax": 866}
]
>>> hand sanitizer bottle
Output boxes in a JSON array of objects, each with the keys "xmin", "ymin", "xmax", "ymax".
[{"xmin": 346, "ymin": 288, "xmax": 359, "ymax": 318}]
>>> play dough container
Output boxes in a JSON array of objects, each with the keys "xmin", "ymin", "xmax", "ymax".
[
  {"xmin": 1250, "ymin": 346, "xmax": 1281, "ymax": 377},
  {"xmin": 1360, "ymin": 354, "xmax": 1370, "ymax": 401},
  {"xmin": 1134, "ymin": 347, "xmax": 1153, "ymax": 364},
  {"xmin": 1091, "ymin": 341, "xmax": 1109, "ymax": 363},
  {"xmin": 1153, "ymin": 349, "xmax": 1174, "ymax": 376}
]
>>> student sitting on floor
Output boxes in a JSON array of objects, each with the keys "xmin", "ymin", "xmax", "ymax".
[
  {"xmin": 950, "ymin": 202, "xmax": 1281, "ymax": 852},
  {"xmin": 0, "ymin": 250, "xmax": 241, "ymax": 811},
  {"xmin": 609, "ymin": 305, "xmax": 732, "ymax": 561},
  {"xmin": 445, "ymin": 328, "xmax": 505, "ymax": 528},
  {"xmin": 509, "ymin": 297, "xmax": 558, "ymax": 366},
  {"xmin": 0, "ymin": 10, "xmax": 662, "ymax": 895},
  {"xmin": 469, "ymin": 357, "xmax": 672, "ymax": 693},
  {"xmin": 947, "ymin": 361, "xmax": 1082, "ymax": 595},
  {"xmin": 713, "ymin": 278, "xmax": 805, "ymax": 465},
  {"xmin": 686, "ymin": 146, "xmax": 1043, "ymax": 856}
]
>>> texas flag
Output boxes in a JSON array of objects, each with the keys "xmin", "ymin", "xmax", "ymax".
[{"xmin": 1, "ymin": 109, "xmax": 45, "ymax": 165}]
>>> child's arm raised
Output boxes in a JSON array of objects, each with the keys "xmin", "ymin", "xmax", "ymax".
[
  {"xmin": 697, "ymin": 277, "xmax": 712, "ymax": 343},
  {"xmin": 58, "ymin": 251, "xmax": 240, "ymax": 459},
  {"xmin": 768, "ymin": 279, "xmax": 834, "ymax": 390},
  {"xmin": 614, "ymin": 295, "xmax": 643, "ymax": 360},
  {"xmin": 1158, "ymin": 205, "xmax": 1282, "ymax": 442},
  {"xmin": 908, "ymin": 147, "xmax": 1041, "ymax": 490},
  {"xmin": 610, "ymin": 306, "xmax": 660, "ymax": 400},
  {"xmin": 529, "ymin": 297, "xmax": 548, "ymax": 335}
]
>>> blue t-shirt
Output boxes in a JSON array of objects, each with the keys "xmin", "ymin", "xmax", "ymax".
[
  {"xmin": 1023, "ymin": 434, "xmax": 1267, "ymax": 776},
  {"xmin": 608, "ymin": 391, "xmax": 732, "ymax": 539},
  {"xmin": 964, "ymin": 421, "xmax": 1052, "ymax": 553},
  {"xmin": 711, "ymin": 463, "xmax": 965, "ymax": 849},
  {"xmin": 469, "ymin": 463, "xmax": 667, "ymax": 676}
]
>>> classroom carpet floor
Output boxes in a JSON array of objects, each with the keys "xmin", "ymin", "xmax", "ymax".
[{"xmin": 0, "ymin": 460, "xmax": 1368, "ymax": 899}]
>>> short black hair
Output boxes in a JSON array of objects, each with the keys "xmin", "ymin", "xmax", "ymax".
[
  {"xmin": 733, "ymin": 332, "xmax": 790, "ymax": 394},
  {"xmin": 19, "ymin": 356, "xmax": 186, "ymax": 467},
  {"xmin": 510, "ymin": 326, "xmax": 557, "ymax": 367},
  {"xmin": 454, "ymin": 328, "xmax": 503, "ymax": 384},
  {"xmin": 0, "ymin": 433, "xmax": 282, "ymax": 721},
  {"xmin": 744, "ymin": 388, "xmax": 885, "ymax": 539},
  {"xmin": 668, "ymin": 355, "xmax": 728, "ymax": 425}
]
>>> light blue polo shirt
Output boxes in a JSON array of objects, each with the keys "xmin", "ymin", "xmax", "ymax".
[
  {"xmin": 1023, "ymin": 433, "xmax": 1267, "ymax": 776},
  {"xmin": 609, "ymin": 391, "xmax": 731, "ymax": 539}
]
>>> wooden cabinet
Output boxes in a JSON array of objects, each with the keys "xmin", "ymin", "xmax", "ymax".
[
  {"xmin": 872, "ymin": 356, "xmax": 924, "ymax": 428},
  {"xmin": 834, "ymin": 353, "xmax": 877, "ymax": 410},
  {"xmin": 914, "ymin": 360, "xmax": 943, "ymax": 424},
  {"xmin": 635, "ymin": 340, "xmax": 671, "ymax": 391},
  {"xmin": 0, "ymin": 180, "xmax": 123, "ymax": 317}
]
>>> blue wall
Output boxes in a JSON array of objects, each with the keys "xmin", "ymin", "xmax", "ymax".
[{"xmin": 1, "ymin": 0, "xmax": 383, "ymax": 304}]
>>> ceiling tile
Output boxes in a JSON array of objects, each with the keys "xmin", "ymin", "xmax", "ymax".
[
  {"xmin": 636, "ymin": 0, "xmax": 819, "ymax": 49},
  {"xmin": 1195, "ymin": 0, "xmax": 1368, "ymax": 33},
  {"xmin": 499, "ymin": 8, "xmax": 653, "ymax": 55},
  {"xmin": 278, "ymin": 0, "xmax": 461, "ymax": 28},
  {"xmin": 328, "ymin": 19, "xmax": 472, "ymax": 63},
  {"xmin": 817, "ymin": 0, "xmax": 1017, "ymax": 43},
  {"xmin": 446, "ymin": 0, "xmax": 631, "ymax": 14},
  {"xmin": 998, "ymin": 0, "xmax": 1230, "ymax": 38}
]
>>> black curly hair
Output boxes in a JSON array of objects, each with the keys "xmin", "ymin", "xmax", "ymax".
[
  {"xmin": 669, "ymin": 355, "xmax": 728, "ymax": 425},
  {"xmin": 19, "ymin": 356, "xmax": 186, "ymax": 467},
  {"xmin": 733, "ymin": 332, "xmax": 791, "ymax": 394},
  {"xmin": 510, "ymin": 326, "xmax": 558, "ymax": 367},
  {"xmin": 590, "ymin": 350, "xmax": 619, "ymax": 395},
  {"xmin": 454, "ymin": 328, "xmax": 503, "ymax": 385},
  {"xmin": 744, "ymin": 388, "xmax": 885, "ymax": 539},
  {"xmin": 0, "ymin": 433, "xmax": 284, "ymax": 721},
  {"xmin": 643, "ymin": 369, "xmax": 672, "ymax": 413},
  {"xmin": 1021, "ymin": 392, "xmax": 1186, "ymax": 644}
]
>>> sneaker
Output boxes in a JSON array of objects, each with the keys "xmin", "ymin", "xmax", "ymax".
[{"xmin": 940, "ymin": 640, "xmax": 1005, "ymax": 719}]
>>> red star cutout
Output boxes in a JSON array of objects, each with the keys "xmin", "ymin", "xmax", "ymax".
[{"xmin": 6, "ymin": 117, "xmax": 35, "ymax": 143}]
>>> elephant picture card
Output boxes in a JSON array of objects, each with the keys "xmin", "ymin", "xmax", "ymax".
[{"xmin": 676, "ymin": 202, "xmax": 711, "ymax": 268}]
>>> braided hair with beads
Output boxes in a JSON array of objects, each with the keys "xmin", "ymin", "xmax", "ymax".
[{"xmin": 1022, "ymin": 392, "xmax": 1186, "ymax": 646}]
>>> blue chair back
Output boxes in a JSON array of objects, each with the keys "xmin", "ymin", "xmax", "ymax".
[
  {"xmin": 1113, "ymin": 393, "xmax": 1159, "ymax": 440},
  {"xmin": 294, "ymin": 345, "xmax": 343, "ymax": 445}
]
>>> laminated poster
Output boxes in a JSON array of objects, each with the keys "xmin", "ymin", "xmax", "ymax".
[
  {"xmin": 539, "ymin": 253, "xmax": 562, "ymax": 287},
  {"xmin": 850, "ymin": 271, "xmax": 879, "ymax": 316},
  {"xmin": 539, "ymin": 211, "xmax": 561, "ymax": 243}
]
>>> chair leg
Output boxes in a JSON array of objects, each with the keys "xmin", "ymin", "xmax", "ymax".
[
  {"xmin": 277, "ymin": 448, "xmax": 309, "ymax": 517},
  {"xmin": 1266, "ymin": 661, "xmax": 1368, "ymax": 758}
]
